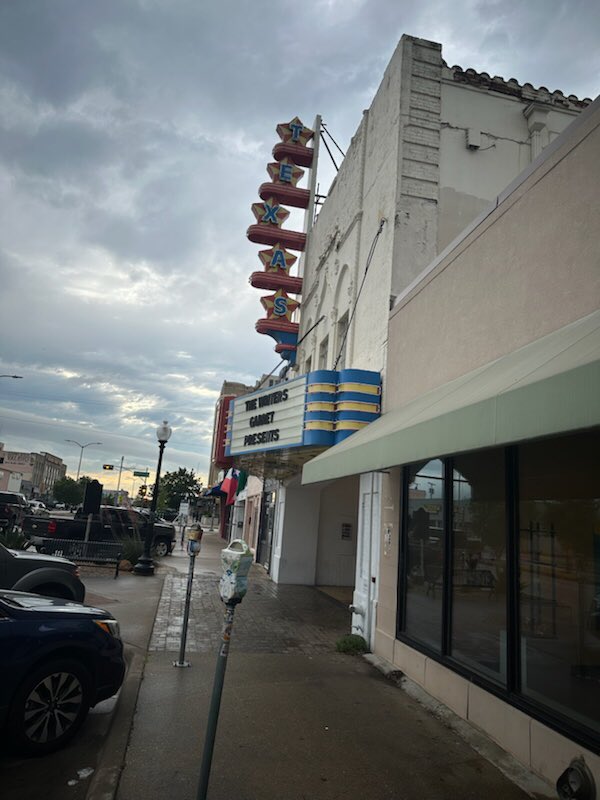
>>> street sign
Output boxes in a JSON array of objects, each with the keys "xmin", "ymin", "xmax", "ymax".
[
  {"xmin": 103, "ymin": 464, "xmax": 114, "ymax": 470},
  {"xmin": 133, "ymin": 470, "xmax": 150, "ymax": 477}
]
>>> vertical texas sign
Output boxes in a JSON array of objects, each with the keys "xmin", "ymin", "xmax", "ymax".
[{"xmin": 246, "ymin": 117, "xmax": 316, "ymax": 364}]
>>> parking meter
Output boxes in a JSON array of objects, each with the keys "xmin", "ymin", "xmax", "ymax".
[
  {"xmin": 197, "ymin": 539, "xmax": 254, "ymax": 800},
  {"xmin": 219, "ymin": 539, "xmax": 253, "ymax": 604},
  {"xmin": 187, "ymin": 524, "xmax": 203, "ymax": 556},
  {"xmin": 173, "ymin": 525, "xmax": 203, "ymax": 669}
]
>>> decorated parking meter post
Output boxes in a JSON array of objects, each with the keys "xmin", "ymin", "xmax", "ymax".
[
  {"xmin": 173, "ymin": 524, "xmax": 203, "ymax": 669},
  {"xmin": 196, "ymin": 539, "xmax": 253, "ymax": 800}
]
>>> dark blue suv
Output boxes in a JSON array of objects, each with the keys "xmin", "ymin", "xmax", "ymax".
[{"xmin": 0, "ymin": 590, "xmax": 125, "ymax": 755}]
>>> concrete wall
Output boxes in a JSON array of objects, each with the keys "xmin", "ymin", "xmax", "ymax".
[
  {"xmin": 296, "ymin": 38, "xmax": 406, "ymax": 378},
  {"xmin": 437, "ymin": 76, "xmax": 580, "ymax": 251},
  {"xmin": 271, "ymin": 477, "xmax": 322, "ymax": 584},
  {"xmin": 315, "ymin": 475, "xmax": 359, "ymax": 585},
  {"xmin": 375, "ymin": 98, "xmax": 600, "ymax": 790},
  {"xmin": 387, "ymin": 97, "xmax": 600, "ymax": 408},
  {"xmin": 373, "ymin": 468, "xmax": 402, "ymax": 663},
  {"xmin": 389, "ymin": 642, "xmax": 600, "ymax": 788},
  {"xmin": 296, "ymin": 35, "xmax": 588, "ymax": 415}
]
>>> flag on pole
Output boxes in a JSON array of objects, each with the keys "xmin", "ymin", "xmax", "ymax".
[
  {"xmin": 235, "ymin": 470, "xmax": 248, "ymax": 496},
  {"xmin": 221, "ymin": 468, "xmax": 240, "ymax": 505}
]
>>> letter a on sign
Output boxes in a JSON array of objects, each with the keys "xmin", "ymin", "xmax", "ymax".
[{"xmin": 271, "ymin": 248, "xmax": 287, "ymax": 269}]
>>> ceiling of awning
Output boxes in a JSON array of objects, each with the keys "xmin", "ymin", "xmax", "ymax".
[
  {"xmin": 234, "ymin": 444, "xmax": 328, "ymax": 481},
  {"xmin": 302, "ymin": 311, "xmax": 600, "ymax": 485}
]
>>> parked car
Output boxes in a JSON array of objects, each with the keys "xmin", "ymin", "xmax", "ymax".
[
  {"xmin": 54, "ymin": 502, "xmax": 66, "ymax": 510},
  {"xmin": 23, "ymin": 505, "xmax": 176, "ymax": 558},
  {"xmin": 0, "ymin": 491, "xmax": 30, "ymax": 532},
  {"xmin": 0, "ymin": 542, "xmax": 85, "ymax": 601},
  {"xmin": 0, "ymin": 590, "xmax": 125, "ymax": 755},
  {"xmin": 28, "ymin": 500, "xmax": 49, "ymax": 517}
]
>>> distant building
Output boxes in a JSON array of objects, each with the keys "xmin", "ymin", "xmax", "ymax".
[
  {"xmin": 207, "ymin": 381, "xmax": 255, "ymax": 488},
  {"xmin": 0, "ymin": 443, "xmax": 66, "ymax": 496}
]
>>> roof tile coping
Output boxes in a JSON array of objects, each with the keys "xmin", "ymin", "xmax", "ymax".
[{"xmin": 442, "ymin": 62, "xmax": 594, "ymax": 109}]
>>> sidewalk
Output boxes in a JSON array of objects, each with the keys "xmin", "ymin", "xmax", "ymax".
[{"xmin": 109, "ymin": 533, "xmax": 548, "ymax": 800}]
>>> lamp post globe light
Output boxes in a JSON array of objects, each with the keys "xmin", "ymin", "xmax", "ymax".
[
  {"xmin": 65, "ymin": 440, "xmax": 103, "ymax": 481},
  {"xmin": 134, "ymin": 420, "xmax": 172, "ymax": 576}
]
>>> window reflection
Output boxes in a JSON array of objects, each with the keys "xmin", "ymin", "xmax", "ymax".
[
  {"xmin": 405, "ymin": 459, "xmax": 444, "ymax": 651},
  {"xmin": 519, "ymin": 431, "xmax": 600, "ymax": 733},
  {"xmin": 451, "ymin": 449, "xmax": 507, "ymax": 682}
]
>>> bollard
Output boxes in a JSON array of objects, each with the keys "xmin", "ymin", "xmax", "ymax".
[
  {"xmin": 196, "ymin": 540, "xmax": 253, "ymax": 800},
  {"xmin": 173, "ymin": 525, "xmax": 202, "ymax": 668}
]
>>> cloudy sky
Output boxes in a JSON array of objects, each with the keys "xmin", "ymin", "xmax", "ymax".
[{"xmin": 0, "ymin": 0, "xmax": 598, "ymax": 490}]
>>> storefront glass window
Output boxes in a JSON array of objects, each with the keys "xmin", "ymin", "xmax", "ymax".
[
  {"xmin": 519, "ymin": 431, "xmax": 600, "ymax": 733},
  {"xmin": 404, "ymin": 459, "xmax": 444, "ymax": 651},
  {"xmin": 451, "ymin": 449, "xmax": 507, "ymax": 683}
]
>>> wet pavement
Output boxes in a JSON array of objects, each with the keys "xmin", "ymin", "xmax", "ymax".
[
  {"xmin": 115, "ymin": 533, "xmax": 540, "ymax": 800},
  {"xmin": 150, "ymin": 564, "xmax": 350, "ymax": 655},
  {"xmin": 0, "ymin": 534, "xmax": 551, "ymax": 800}
]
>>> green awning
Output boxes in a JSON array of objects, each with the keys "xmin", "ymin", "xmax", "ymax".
[{"xmin": 302, "ymin": 311, "xmax": 600, "ymax": 485}]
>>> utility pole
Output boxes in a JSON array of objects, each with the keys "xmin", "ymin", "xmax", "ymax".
[{"xmin": 116, "ymin": 456, "xmax": 125, "ymax": 504}]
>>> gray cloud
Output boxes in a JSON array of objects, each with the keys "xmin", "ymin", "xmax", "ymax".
[{"xmin": 1, "ymin": 0, "xmax": 598, "ymax": 481}]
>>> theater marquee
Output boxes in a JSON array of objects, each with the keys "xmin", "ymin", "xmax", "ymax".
[
  {"xmin": 226, "ymin": 369, "xmax": 382, "ymax": 459},
  {"xmin": 227, "ymin": 375, "xmax": 307, "ymax": 455}
]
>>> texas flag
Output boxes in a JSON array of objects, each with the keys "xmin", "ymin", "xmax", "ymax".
[{"xmin": 220, "ymin": 468, "xmax": 239, "ymax": 506}]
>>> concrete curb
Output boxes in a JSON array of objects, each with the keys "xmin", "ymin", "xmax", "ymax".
[
  {"xmin": 85, "ymin": 574, "xmax": 165, "ymax": 800},
  {"xmin": 363, "ymin": 653, "xmax": 555, "ymax": 799}
]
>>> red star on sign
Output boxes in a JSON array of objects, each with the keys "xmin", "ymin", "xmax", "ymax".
[
  {"xmin": 266, "ymin": 158, "xmax": 305, "ymax": 187},
  {"xmin": 258, "ymin": 244, "xmax": 297, "ymax": 273},
  {"xmin": 260, "ymin": 288, "xmax": 300, "ymax": 321},
  {"xmin": 251, "ymin": 198, "xmax": 290, "ymax": 227},
  {"xmin": 276, "ymin": 116, "xmax": 314, "ymax": 146}
]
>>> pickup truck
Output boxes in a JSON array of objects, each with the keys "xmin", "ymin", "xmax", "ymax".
[
  {"xmin": 0, "ymin": 492, "xmax": 30, "ymax": 532},
  {"xmin": 23, "ymin": 506, "xmax": 175, "ymax": 557},
  {"xmin": 0, "ymin": 542, "xmax": 85, "ymax": 601}
]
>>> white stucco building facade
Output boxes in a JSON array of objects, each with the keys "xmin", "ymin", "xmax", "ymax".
[
  {"xmin": 301, "ymin": 38, "xmax": 599, "ymax": 792},
  {"xmin": 271, "ymin": 35, "xmax": 591, "ymax": 645}
]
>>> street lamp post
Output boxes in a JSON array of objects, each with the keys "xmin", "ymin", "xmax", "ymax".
[
  {"xmin": 65, "ymin": 440, "xmax": 103, "ymax": 481},
  {"xmin": 134, "ymin": 421, "xmax": 172, "ymax": 576}
]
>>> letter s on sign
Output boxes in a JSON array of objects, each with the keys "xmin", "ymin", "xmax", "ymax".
[{"xmin": 273, "ymin": 296, "xmax": 287, "ymax": 316}]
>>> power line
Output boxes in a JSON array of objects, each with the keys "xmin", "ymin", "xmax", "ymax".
[
  {"xmin": 319, "ymin": 132, "xmax": 339, "ymax": 172},
  {"xmin": 321, "ymin": 123, "xmax": 346, "ymax": 158},
  {"xmin": 333, "ymin": 219, "xmax": 386, "ymax": 370}
]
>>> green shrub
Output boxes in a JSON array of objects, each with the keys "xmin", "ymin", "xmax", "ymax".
[
  {"xmin": 120, "ymin": 534, "xmax": 144, "ymax": 564},
  {"xmin": 335, "ymin": 634, "xmax": 369, "ymax": 654}
]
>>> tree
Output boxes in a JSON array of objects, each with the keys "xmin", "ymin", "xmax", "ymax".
[
  {"xmin": 53, "ymin": 476, "xmax": 99, "ymax": 507},
  {"xmin": 153, "ymin": 468, "xmax": 202, "ymax": 511},
  {"xmin": 53, "ymin": 477, "xmax": 83, "ymax": 506}
]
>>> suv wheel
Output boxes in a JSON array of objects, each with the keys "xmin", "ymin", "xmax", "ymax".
[
  {"xmin": 153, "ymin": 538, "xmax": 169, "ymax": 558},
  {"xmin": 8, "ymin": 659, "xmax": 92, "ymax": 755}
]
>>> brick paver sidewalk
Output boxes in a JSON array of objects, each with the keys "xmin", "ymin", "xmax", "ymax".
[{"xmin": 150, "ymin": 544, "xmax": 350, "ymax": 655}]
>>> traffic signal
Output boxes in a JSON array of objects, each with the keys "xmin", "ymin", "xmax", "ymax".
[
  {"xmin": 139, "ymin": 485, "xmax": 147, "ymax": 497},
  {"xmin": 103, "ymin": 464, "xmax": 114, "ymax": 471}
]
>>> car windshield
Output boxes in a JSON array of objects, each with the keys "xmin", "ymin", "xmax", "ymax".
[{"xmin": 0, "ymin": 493, "xmax": 21, "ymax": 503}]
